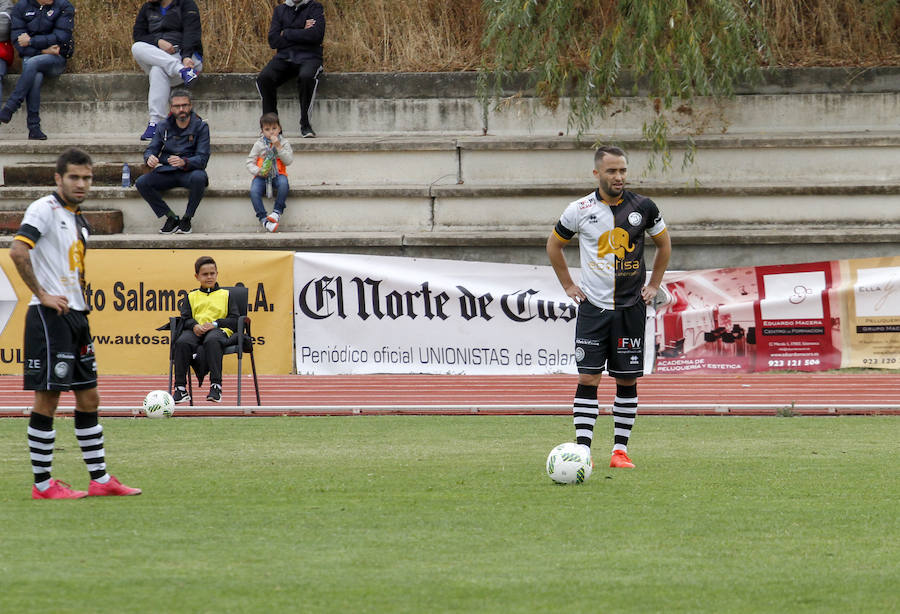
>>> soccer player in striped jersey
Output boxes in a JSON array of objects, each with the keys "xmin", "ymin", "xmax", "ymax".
[
  {"xmin": 10, "ymin": 148, "xmax": 141, "ymax": 499},
  {"xmin": 547, "ymin": 146, "xmax": 671, "ymax": 469}
]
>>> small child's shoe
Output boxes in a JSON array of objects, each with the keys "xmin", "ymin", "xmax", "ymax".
[
  {"xmin": 264, "ymin": 220, "xmax": 279, "ymax": 233},
  {"xmin": 266, "ymin": 211, "xmax": 280, "ymax": 224}
]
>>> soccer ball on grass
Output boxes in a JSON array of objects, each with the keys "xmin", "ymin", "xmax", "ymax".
[
  {"xmin": 143, "ymin": 390, "xmax": 175, "ymax": 418},
  {"xmin": 546, "ymin": 442, "xmax": 592, "ymax": 484}
]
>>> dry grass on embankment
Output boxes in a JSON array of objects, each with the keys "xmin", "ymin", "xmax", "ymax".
[{"xmin": 69, "ymin": 0, "xmax": 899, "ymax": 73}]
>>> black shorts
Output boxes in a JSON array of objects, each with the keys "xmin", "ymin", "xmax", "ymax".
[
  {"xmin": 574, "ymin": 300, "xmax": 646, "ymax": 378},
  {"xmin": 23, "ymin": 306, "xmax": 97, "ymax": 391}
]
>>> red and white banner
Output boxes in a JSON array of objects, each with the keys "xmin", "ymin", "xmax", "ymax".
[{"xmin": 654, "ymin": 257, "xmax": 900, "ymax": 373}]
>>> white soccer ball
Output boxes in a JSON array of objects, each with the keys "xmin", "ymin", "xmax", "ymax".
[
  {"xmin": 546, "ymin": 442, "xmax": 593, "ymax": 484},
  {"xmin": 143, "ymin": 390, "xmax": 175, "ymax": 418}
]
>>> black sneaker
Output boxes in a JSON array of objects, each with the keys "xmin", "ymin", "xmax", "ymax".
[
  {"xmin": 28, "ymin": 127, "xmax": 48, "ymax": 140},
  {"xmin": 206, "ymin": 384, "xmax": 222, "ymax": 403},
  {"xmin": 300, "ymin": 125, "xmax": 316, "ymax": 138},
  {"xmin": 159, "ymin": 216, "xmax": 179, "ymax": 234},
  {"xmin": 176, "ymin": 218, "xmax": 192, "ymax": 234},
  {"xmin": 172, "ymin": 387, "xmax": 190, "ymax": 404}
]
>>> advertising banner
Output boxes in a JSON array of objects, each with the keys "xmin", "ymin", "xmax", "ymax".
[
  {"xmin": 0, "ymin": 250, "xmax": 294, "ymax": 375},
  {"xmin": 294, "ymin": 253, "xmax": 582, "ymax": 375},
  {"xmin": 840, "ymin": 256, "xmax": 900, "ymax": 369},
  {"xmin": 653, "ymin": 257, "xmax": 900, "ymax": 373}
]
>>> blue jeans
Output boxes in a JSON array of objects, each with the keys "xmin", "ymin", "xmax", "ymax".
[
  {"xmin": 4, "ymin": 54, "xmax": 66, "ymax": 129},
  {"xmin": 250, "ymin": 174, "xmax": 289, "ymax": 220},
  {"xmin": 136, "ymin": 169, "xmax": 209, "ymax": 219},
  {"xmin": 0, "ymin": 58, "xmax": 7, "ymax": 103}
]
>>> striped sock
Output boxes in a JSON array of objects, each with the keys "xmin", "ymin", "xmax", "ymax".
[
  {"xmin": 28, "ymin": 412, "xmax": 55, "ymax": 491},
  {"xmin": 612, "ymin": 383, "xmax": 638, "ymax": 452},
  {"xmin": 75, "ymin": 411, "xmax": 109, "ymax": 483},
  {"xmin": 573, "ymin": 384, "xmax": 599, "ymax": 448}
]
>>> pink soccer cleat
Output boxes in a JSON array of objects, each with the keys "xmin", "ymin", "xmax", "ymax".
[
  {"xmin": 88, "ymin": 475, "xmax": 142, "ymax": 497},
  {"xmin": 32, "ymin": 479, "xmax": 88, "ymax": 500}
]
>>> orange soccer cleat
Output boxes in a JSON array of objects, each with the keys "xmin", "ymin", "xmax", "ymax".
[{"xmin": 609, "ymin": 450, "xmax": 635, "ymax": 469}]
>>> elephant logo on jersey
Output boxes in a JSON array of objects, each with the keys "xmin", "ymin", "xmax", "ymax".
[
  {"xmin": 597, "ymin": 228, "xmax": 635, "ymax": 260},
  {"xmin": 68, "ymin": 241, "xmax": 84, "ymax": 275}
]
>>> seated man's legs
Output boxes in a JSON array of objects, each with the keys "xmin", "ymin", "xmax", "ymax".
[
  {"xmin": 296, "ymin": 61, "xmax": 323, "ymax": 133},
  {"xmin": 135, "ymin": 171, "xmax": 184, "ymax": 218},
  {"xmin": 182, "ymin": 169, "xmax": 209, "ymax": 221},
  {"xmin": 256, "ymin": 56, "xmax": 298, "ymax": 116},
  {"xmin": 132, "ymin": 43, "xmax": 203, "ymax": 125},
  {"xmin": 0, "ymin": 55, "xmax": 66, "ymax": 126},
  {"xmin": 25, "ymin": 57, "xmax": 65, "ymax": 133}
]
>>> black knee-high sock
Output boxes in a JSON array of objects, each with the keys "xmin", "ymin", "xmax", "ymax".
[
  {"xmin": 28, "ymin": 412, "xmax": 55, "ymax": 488},
  {"xmin": 612, "ymin": 383, "xmax": 638, "ymax": 452},
  {"xmin": 74, "ymin": 411, "xmax": 108, "ymax": 482},
  {"xmin": 573, "ymin": 384, "xmax": 599, "ymax": 448}
]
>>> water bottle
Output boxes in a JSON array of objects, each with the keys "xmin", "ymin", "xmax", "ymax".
[{"xmin": 121, "ymin": 163, "xmax": 130, "ymax": 188}]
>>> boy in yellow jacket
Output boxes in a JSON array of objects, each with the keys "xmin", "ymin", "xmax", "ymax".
[{"xmin": 173, "ymin": 256, "xmax": 240, "ymax": 403}]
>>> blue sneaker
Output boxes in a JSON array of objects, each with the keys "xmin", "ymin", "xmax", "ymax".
[
  {"xmin": 180, "ymin": 67, "xmax": 198, "ymax": 85},
  {"xmin": 140, "ymin": 122, "xmax": 156, "ymax": 141}
]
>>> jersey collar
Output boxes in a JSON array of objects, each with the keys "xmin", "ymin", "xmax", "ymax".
[
  {"xmin": 595, "ymin": 188, "xmax": 624, "ymax": 207},
  {"xmin": 52, "ymin": 191, "xmax": 81, "ymax": 214}
]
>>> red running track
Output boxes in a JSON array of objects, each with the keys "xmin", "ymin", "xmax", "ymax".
[{"xmin": 0, "ymin": 373, "xmax": 897, "ymax": 417}]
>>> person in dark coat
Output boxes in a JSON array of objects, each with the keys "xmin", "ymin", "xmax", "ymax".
[{"xmin": 256, "ymin": 0, "xmax": 325, "ymax": 138}]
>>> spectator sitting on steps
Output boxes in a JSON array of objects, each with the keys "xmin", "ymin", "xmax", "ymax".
[
  {"xmin": 132, "ymin": 0, "xmax": 204, "ymax": 141},
  {"xmin": 135, "ymin": 88, "xmax": 210, "ymax": 235},
  {"xmin": 0, "ymin": 0, "xmax": 75, "ymax": 140},
  {"xmin": 256, "ymin": 0, "xmax": 325, "ymax": 139},
  {"xmin": 0, "ymin": 0, "xmax": 14, "ymax": 106}
]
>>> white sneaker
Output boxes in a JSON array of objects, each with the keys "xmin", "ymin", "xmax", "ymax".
[
  {"xmin": 266, "ymin": 211, "xmax": 280, "ymax": 224},
  {"xmin": 264, "ymin": 220, "xmax": 279, "ymax": 232}
]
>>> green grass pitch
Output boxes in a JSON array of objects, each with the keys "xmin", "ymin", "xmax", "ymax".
[{"xmin": 0, "ymin": 415, "xmax": 897, "ymax": 613}]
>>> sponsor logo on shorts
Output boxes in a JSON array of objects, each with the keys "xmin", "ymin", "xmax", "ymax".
[
  {"xmin": 575, "ymin": 347, "xmax": 585, "ymax": 362},
  {"xmin": 618, "ymin": 337, "xmax": 642, "ymax": 349},
  {"xmin": 575, "ymin": 338, "xmax": 600, "ymax": 346},
  {"xmin": 628, "ymin": 212, "xmax": 643, "ymax": 226},
  {"xmin": 54, "ymin": 362, "xmax": 69, "ymax": 378}
]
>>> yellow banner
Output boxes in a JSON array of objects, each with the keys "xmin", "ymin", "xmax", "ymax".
[
  {"xmin": 840, "ymin": 256, "xmax": 900, "ymax": 369},
  {"xmin": 0, "ymin": 249, "xmax": 294, "ymax": 375}
]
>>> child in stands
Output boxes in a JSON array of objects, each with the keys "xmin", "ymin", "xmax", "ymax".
[{"xmin": 246, "ymin": 113, "xmax": 293, "ymax": 232}]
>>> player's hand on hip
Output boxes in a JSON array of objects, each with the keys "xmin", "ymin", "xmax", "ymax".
[
  {"xmin": 39, "ymin": 293, "xmax": 69, "ymax": 315},
  {"xmin": 565, "ymin": 284, "xmax": 587, "ymax": 305}
]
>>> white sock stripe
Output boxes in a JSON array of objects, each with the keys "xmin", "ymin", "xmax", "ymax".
[
  {"xmin": 575, "ymin": 428, "xmax": 595, "ymax": 438},
  {"xmin": 77, "ymin": 436, "xmax": 104, "ymax": 447},
  {"xmin": 85, "ymin": 462, "xmax": 107, "ymax": 472},
  {"xmin": 614, "ymin": 417, "xmax": 636, "ymax": 426},
  {"xmin": 33, "ymin": 467, "xmax": 51, "ymax": 475},
  {"xmin": 613, "ymin": 396, "xmax": 638, "ymax": 405},
  {"xmin": 574, "ymin": 396, "xmax": 599, "ymax": 405},
  {"xmin": 614, "ymin": 427, "xmax": 633, "ymax": 437},
  {"xmin": 27, "ymin": 427, "xmax": 56, "ymax": 439},
  {"xmin": 612, "ymin": 444, "xmax": 627, "ymax": 452},
  {"xmin": 28, "ymin": 439, "xmax": 55, "ymax": 450},
  {"xmin": 75, "ymin": 425, "xmax": 103, "ymax": 437},
  {"xmin": 82, "ymin": 449, "xmax": 105, "ymax": 460},
  {"xmin": 30, "ymin": 451, "xmax": 53, "ymax": 462},
  {"xmin": 573, "ymin": 418, "xmax": 598, "ymax": 427}
]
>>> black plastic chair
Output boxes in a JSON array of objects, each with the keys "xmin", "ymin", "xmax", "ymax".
[{"xmin": 167, "ymin": 284, "xmax": 261, "ymax": 406}]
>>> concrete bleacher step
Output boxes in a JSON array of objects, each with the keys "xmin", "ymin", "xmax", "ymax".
[{"xmin": 0, "ymin": 69, "xmax": 896, "ymax": 268}]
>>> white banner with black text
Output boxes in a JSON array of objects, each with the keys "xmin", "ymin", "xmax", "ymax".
[{"xmin": 293, "ymin": 253, "xmax": 586, "ymax": 375}]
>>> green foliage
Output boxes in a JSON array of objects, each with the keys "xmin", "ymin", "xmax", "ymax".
[{"xmin": 479, "ymin": 0, "xmax": 770, "ymax": 168}]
